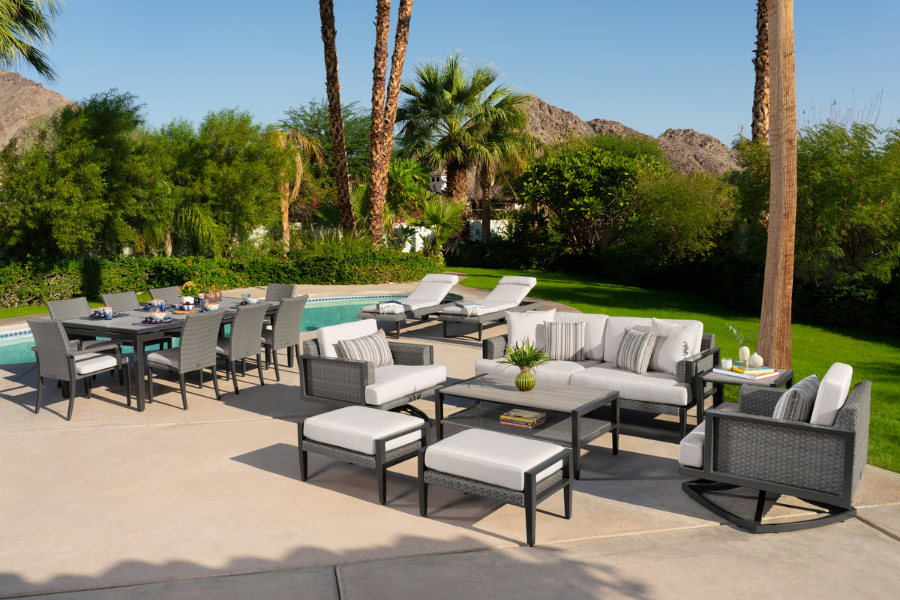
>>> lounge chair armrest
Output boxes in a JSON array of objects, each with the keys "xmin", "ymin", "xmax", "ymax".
[
  {"xmin": 300, "ymin": 355, "xmax": 373, "ymax": 404},
  {"xmin": 302, "ymin": 339, "xmax": 320, "ymax": 356},
  {"xmin": 738, "ymin": 384, "xmax": 786, "ymax": 416},
  {"xmin": 700, "ymin": 332, "xmax": 716, "ymax": 352},
  {"xmin": 389, "ymin": 342, "xmax": 433, "ymax": 366},
  {"xmin": 675, "ymin": 346, "xmax": 720, "ymax": 384},
  {"xmin": 68, "ymin": 341, "xmax": 123, "ymax": 356},
  {"xmin": 483, "ymin": 335, "xmax": 508, "ymax": 360}
]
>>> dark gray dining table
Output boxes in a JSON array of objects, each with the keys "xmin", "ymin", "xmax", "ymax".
[{"xmin": 61, "ymin": 297, "xmax": 278, "ymax": 411}]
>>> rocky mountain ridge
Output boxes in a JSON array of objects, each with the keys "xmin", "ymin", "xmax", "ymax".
[{"xmin": 0, "ymin": 69, "xmax": 72, "ymax": 150}]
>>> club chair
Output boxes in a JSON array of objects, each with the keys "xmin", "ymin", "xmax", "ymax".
[
  {"xmin": 28, "ymin": 318, "xmax": 131, "ymax": 420},
  {"xmin": 301, "ymin": 319, "xmax": 445, "ymax": 422},
  {"xmin": 146, "ymin": 310, "xmax": 225, "ymax": 409},
  {"xmin": 216, "ymin": 303, "xmax": 268, "ymax": 395},
  {"xmin": 437, "ymin": 276, "xmax": 543, "ymax": 340},
  {"xmin": 678, "ymin": 363, "xmax": 870, "ymax": 533},
  {"xmin": 356, "ymin": 274, "xmax": 460, "ymax": 338}
]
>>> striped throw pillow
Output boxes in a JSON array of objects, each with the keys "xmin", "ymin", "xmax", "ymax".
[
  {"xmin": 772, "ymin": 374, "xmax": 820, "ymax": 422},
  {"xmin": 338, "ymin": 329, "xmax": 394, "ymax": 368},
  {"xmin": 614, "ymin": 328, "xmax": 657, "ymax": 375},
  {"xmin": 545, "ymin": 321, "xmax": 585, "ymax": 362}
]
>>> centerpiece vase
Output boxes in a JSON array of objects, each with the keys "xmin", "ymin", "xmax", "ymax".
[
  {"xmin": 738, "ymin": 346, "xmax": 751, "ymax": 366},
  {"xmin": 515, "ymin": 368, "xmax": 536, "ymax": 392}
]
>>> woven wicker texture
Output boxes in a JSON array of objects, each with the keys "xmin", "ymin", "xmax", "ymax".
[
  {"xmin": 388, "ymin": 342, "xmax": 433, "ymax": 366},
  {"xmin": 739, "ymin": 386, "xmax": 786, "ymax": 416},
  {"xmin": 222, "ymin": 303, "xmax": 267, "ymax": 360},
  {"xmin": 101, "ymin": 291, "xmax": 141, "ymax": 313},
  {"xmin": 29, "ymin": 319, "xmax": 122, "ymax": 380},
  {"xmin": 483, "ymin": 335, "xmax": 507, "ymax": 360},
  {"xmin": 149, "ymin": 286, "xmax": 182, "ymax": 306},
  {"xmin": 424, "ymin": 469, "xmax": 564, "ymax": 507},
  {"xmin": 267, "ymin": 295, "xmax": 308, "ymax": 351},
  {"xmin": 438, "ymin": 302, "xmax": 543, "ymax": 324},
  {"xmin": 303, "ymin": 339, "xmax": 320, "ymax": 356},
  {"xmin": 302, "ymin": 439, "xmax": 422, "ymax": 468},
  {"xmin": 47, "ymin": 297, "xmax": 92, "ymax": 321},
  {"xmin": 304, "ymin": 358, "xmax": 371, "ymax": 403},
  {"xmin": 148, "ymin": 310, "xmax": 224, "ymax": 373},
  {"xmin": 265, "ymin": 284, "xmax": 300, "ymax": 301},
  {"xmin": 833, "ymin": 381, "xmax": 871, "ymax": 497}
]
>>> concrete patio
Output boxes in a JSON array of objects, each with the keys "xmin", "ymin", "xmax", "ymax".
[{"xmin": 1, "ymin": 281, "xmax": 898, "ymax": 599}]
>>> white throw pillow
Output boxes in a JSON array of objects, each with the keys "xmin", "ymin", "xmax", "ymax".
[
  {"xmin": 648, "ymin": 318, "xmax": 703, "ymax": 375},
  {"xmin": 810, "ymin": 363, "xmax": 853, "ymax": 426},
  {"xmin": 505, "ymin": 309, "xmax": 556, "ymax": 350}
]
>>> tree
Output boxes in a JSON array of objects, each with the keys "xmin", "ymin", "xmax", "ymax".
[
  {"xmin": 407, "ymin": 197, "xmax": 466, "ymax": 258},
  {"xmin": 274, "ymin": 129, "xmax": 322, "ymax": 250},
  {"xmin": 396, "ymin": 52, "xmax": 529, "ymax": 203},
  {"xmin": 367, "ymin": 0, "xmax": 413, "ymax": 248},
  {"xmin": 318, "ymin": 0, "xmax": 355, "ymax": 232},
  {"xmin": 0, "ymin": 0, "xmax": 63, "ymax": 81},
  {"xmin": 752, "ymin": 0, "xmax": 770, "ymax": 142},
  {"xmin": 756, "ymin": 0, "xmax": 798, "ymax": 370}
]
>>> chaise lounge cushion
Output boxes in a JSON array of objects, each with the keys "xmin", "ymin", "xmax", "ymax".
[
  {"xmin": 809, "ymin": 363, "xmax": 853, "ymax": 426},
  {"xmin": 678, "ymin": 420, "xmax": 706, "ymax": 469},
  {"xmin": 424, "ymin": 429, "xmax": 562, "ymax": 491},
  {"xmin": 440, "ymin": 276, "xmax": 536, "ymax": 316},
  {"xmin": 474, "ymin": 358, "xmax": 600, "ymax": 386},
  {"xmin": 505, "ymin": 309, "xmax": 556, "ymax": 349},
  {"xmin": 569, "ymin": 363, "xmax": 692, "ymax": 406},
  {"xmin": 361, "ymin": 274, "xmax": 459, "ymax": 313},
  {"xmin": 365, "ymin": 363, "xmax": 446, "ymax": 406},
  {"xmin": 304, "ymin": 406, "xmax": 423, "ymax": 454},
  {"xmin": 317, "ymin": 319, "xmax": 379, "ymax": 358}
]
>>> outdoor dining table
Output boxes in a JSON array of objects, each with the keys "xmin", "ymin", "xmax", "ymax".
[{"xmin": 60, "ymin": 297, "xmax": 279, "ymax": 411}]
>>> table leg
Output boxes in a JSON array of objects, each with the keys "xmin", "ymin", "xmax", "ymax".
[
  {"xmin": 570, "ymin": 410, "xmax": 582, "ymax": 480},
  {"xmin": 786, "ymin": 375, "xmax": 794, "ymax": 388},
  {"xmin": 134, "ymin": 339, "xmax": 146, "ymax": 411},
  {"xmin": 612, "ymin": 396, "xmax": 619, "ymax": 456},
  {"xmin": 435, "ymin": 389, "xmax": 444, "ymax": 440}
]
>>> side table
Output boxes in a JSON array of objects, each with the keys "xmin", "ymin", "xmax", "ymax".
[{"xmin": 697, "ymin": 368, "xmax": 794, "ymax": 414}]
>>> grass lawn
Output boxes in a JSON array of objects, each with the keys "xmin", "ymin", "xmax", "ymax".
[
  {"xmin": 0, "ymin": 294, "xmax": 153, "ymax": 321},
  {"xmin": 454, "ymin": 267, "xmax": 900, "ymax": 474}
]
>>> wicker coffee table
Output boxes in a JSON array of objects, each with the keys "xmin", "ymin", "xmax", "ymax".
[{"xmin": 435, "ymin": 374, "xmax": 619, "ymax": 479}]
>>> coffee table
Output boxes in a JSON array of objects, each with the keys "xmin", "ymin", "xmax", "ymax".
[{"xmin": 435, "ymin": 374, "xmax": 619, "ymax": 479}]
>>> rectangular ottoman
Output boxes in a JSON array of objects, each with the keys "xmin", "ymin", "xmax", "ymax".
[
  {"xmin": 299, "ymin": 406, "xmax": 429, "ymax": 505},
  {"xmin": 418, "ymin": 429, "xmax": 572, "ymax": 546}
]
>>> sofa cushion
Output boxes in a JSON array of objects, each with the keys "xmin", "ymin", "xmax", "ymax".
[
  {"xmin": 474, "ymin": 358, "xmax": 600, "ymax": 386},
  {"xmin": 810, "ymin": 363, "xmax": 853, "ymax": 426},
  {"xmin": 506, "ymin": 309, "xmax": 556, "ymax": 350},
  {"xmin": 317, "ymin": 319, "xmax": 378, "ymax": 358},
  {"xmin": 545, "ymin": 321, "xmax": 585, "ymax": 361},
  {"xmin": 304, "ymin": 406, "xmax": 423, "ymax": 455},
  {"xmin": 615, "ymin": 328, "xmax": 657, "ymax": 375},
  {"xmin": 338, "ymin": 329, "xmax": 394, "ymax": 368},
  {"xmin": 772, "ymin": 374, "xmax": 820, "ymax": 422},
  {"xmin": 365, "ymin": 363, "xmax": 446, "ymax": 406},
  {"xmin": 678, "ymin": 420, "xmax": 706, "ymax": 469},
  {"xmin": 553, "ymin": 312, "xmax": 608, "ymax": 360},
  {"xmin": 569, "ymin": 363, "xmax": 692, "ymax": 407},
  {"xmin": 424, "ymin": 429, "xmax": 562, "ymax": 492},
  {"xmin": 603, "ymin": 317, "xmax": 653, "ymax": 363},
  {"xmin": 649, "ymin": 318, "xmax": 703, "ymax": 375}
]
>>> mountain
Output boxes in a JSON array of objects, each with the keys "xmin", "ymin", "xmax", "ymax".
[
  {"xmin": 0, "ymin": 69, "xmax": 72, "ymax": 149},
  {"xmin": 522, "ymin": 94, "xmax": 739, "ymax": 175}
]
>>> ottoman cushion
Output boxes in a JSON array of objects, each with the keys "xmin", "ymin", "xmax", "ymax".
[
  {"xmin": 304, "ymin": 406, "xmax": 423, "ymax": 455},
  {"xmin": 425, "ymin": 429, "xmax": 563, "ymax": 492}
]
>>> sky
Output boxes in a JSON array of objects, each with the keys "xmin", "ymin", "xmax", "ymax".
[{"xmin": 20, "ymin": 0, "xmax": 900, "ymax": 146}]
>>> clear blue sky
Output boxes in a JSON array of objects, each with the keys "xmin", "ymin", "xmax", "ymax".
[{"xmin": 25, "ymin": 0, "xmax": 900, "ymax": 145}]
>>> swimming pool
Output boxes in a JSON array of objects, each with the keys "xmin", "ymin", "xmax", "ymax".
[{"xmin": 0, "ymin": 294, "xmax": 408, "ymax": 367}]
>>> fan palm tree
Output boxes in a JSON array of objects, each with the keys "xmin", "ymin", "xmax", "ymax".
[
  {"xmin": 0, "ymin": 0, "xmax": 64, "ymax": 81},
  {"xmin": 396, "ymin": 52, "xmax": 529, "ymax": 204},
  {"xmin": 274, "ymin": 129, "xmax": 323, "ymax": 250},
  {"xmin": 407, "ymin": 197, "xmax": 466, "ymax": 258}
]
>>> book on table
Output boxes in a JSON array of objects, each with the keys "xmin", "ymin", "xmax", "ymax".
[
  {"xmin": 731, "ymin": 364, "xmax": 775, "ymax": 375},
  {"xmin": 500, "ymin": 408, "xmax": 547, "ymax": 428},
  {"xmin": 712, "ymin": 365, "xmax": 780, "ymax": 380}
]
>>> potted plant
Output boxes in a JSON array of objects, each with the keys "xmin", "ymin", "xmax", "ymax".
[
  {"xmin": 500, "ymin": 339, "xmax": 551, "ymax": 392},
  {"xmin": 180, "ymin": 281, "xmax": 201, "ymax": 303},
  {"xmin": 725, "ymin": 323, "xmax": 760, "ymax": 367}
]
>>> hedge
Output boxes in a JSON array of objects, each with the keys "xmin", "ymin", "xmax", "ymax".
[{"xmin": 0, "ymin": 249, "xmax": 443, "ymax": 308}]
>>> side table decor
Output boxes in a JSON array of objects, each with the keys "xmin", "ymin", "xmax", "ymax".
[{"xmin": 499, "ymin": 339, "xmax": 551, "ymax": 392}]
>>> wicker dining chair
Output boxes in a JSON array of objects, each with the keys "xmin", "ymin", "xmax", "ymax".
[
  {"xmin": 146, "ymin": 310, "xmax": 225, "ymax": 409},
  {"xmin": 149, "ymin": 286, "xmax": 182, "ymax": 307},
  {"xmin": 262, "ymin": 294, "xmax": 308, "ymax": 381},
  {"xmin": 28, "ymin": 318, "xmax": 131, "ymax": 420},
  {"xmin": 101, "ymin": 291, "xmax": 142, "ymax": 313},
  {"xmin": 265, "ymin": 284, "xmax": 300, "ymax": 301},
  {"xmin": 47, "ymin": 297, "xmax": 120, "ymax": 352},
  {"xmin": 216, "ymin": 303, "xmax": 268, "ymax": 395}
]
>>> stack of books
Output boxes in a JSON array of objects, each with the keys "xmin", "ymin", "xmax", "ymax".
[
  {"xmin": 500, "ymin": 409, "xmax": 547, "ymax": 429},
  {"xmin": 712, "ymin": 363, "xmax": 779, "ymax": 380}
]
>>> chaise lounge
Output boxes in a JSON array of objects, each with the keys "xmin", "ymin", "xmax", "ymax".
[
  {"xmin": 356, "ymin": 274, "xmax": 460, "ymax": 338},
  {"xmin": 437, "ymin": 276, "xmax": 544, "ymax": 340}
]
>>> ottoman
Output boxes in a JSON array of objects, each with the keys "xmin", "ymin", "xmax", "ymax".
[
  {"xmin": 418, "ymin": 429, "xmax": 572, "ymax": 546},
  {"xmin": 298, "ymin": 406, "xmax": 429, "ymax": 505}
]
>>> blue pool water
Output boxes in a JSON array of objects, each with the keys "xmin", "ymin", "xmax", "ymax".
[{"xmin": 0, "ymin": 295, "xmax": 406, "ymax": 367}]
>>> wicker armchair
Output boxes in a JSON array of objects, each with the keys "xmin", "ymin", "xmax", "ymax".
[
  {"xmin": 149, "ymin": 286, "xmax": 182, "ymax": 306},
  {"xmin": 146, "ymin": 310, "xmax": 225, "ymax": 409},
  {"xmin": 216, "ymin": 303, "xmax": 268, "ymax": 395},
  {"xmin": 262, "ymin": 295, "xmax": 308, "ymax": 380},
  {"xmin": 679, "ymin": 378, "xmax": 871, "ymax": 533},
  {"xmin": 28, "ymin": 318, "xmax": 131, "ymax": 420},
  {"xmin": 265, "ymin": 284, "xmax": 300, "ymax": 301},
  {"xmin": 101, "ymin": 291, "xmax": 142, "ymax": 313},
  {"xmin": 47, "ymin": 297, "xmax": 120, "ymax": 353}
]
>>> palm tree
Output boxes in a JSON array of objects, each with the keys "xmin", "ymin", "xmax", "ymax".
[
  {"xmin": 751, "ymin": 0, "xmax": 770, "ymax": 142},
  {"xmin": 0, "ymin": 0, "xmax": 64, "ymax": 81},
  {"xmin": 476, "ymin": 131, "xmax": 540, "ymax": 242},
  {"xmin": 757, "ymin": 0, "xmax": 798, "ymax": 369},
  {"xmin": 396, "ymin": 52, "xmax": 529, "ymax": 204},
  {"xmin": 407, "ymin": 197, "xmax": 466, "ymax": 258},
  {"xmin": 274, "ymin": 129, "xmax": 323, "ymax": 250},
  {"xmin": 318, "ymin": 0, "xmax": 355, "ymax": 232}
]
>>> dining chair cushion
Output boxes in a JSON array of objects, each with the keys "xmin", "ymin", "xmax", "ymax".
[
  {"xmin": 146, "ymin": 348, "xmax": 180, "ymax": 369},
  {"xmin": 74, "ymin": 353, "xmax": 119, "ymax": 376},
  {"xmin": 215, "ymin": 337, "xmax": 231, "ymax": 355}
]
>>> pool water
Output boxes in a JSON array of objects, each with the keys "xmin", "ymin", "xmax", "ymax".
[{"xmin": 0, "ymin": 295, "xmax": 406, "ymax": 367}]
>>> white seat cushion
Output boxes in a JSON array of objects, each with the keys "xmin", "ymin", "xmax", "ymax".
[
  {"xmin": 365, "ymin": 364, "xmax": 447, "ymax": 406},
  {"xmin": 505, "ymin": 309, "xmax": 556, "ymax": 349},
  {"xmin": 146, "ymin": 347, "xmax": 180, "ymax": 369},
  {"xmin": 569, "ymin": 363, "xmax": 691, "ymax": 406},
  {"xmin": 554, "ymin": 312, "xmax": 608, "ymax": 361},
  {"xmin": 304, "ymin": 406, "xmax": 424, "ymax": 455},
  {"xmin": 810, "ymin": 363, "xmax": 853, "ymax": 426},
  {"xmin": 481, "ymin": 276, "xmax": 535, "ymax": 306},
  {"xmin": 74, "ymin": 353, "xmax": 119, "ymax": 375},
  {"xmin": 678, "ymin": 420, "xmax": 706, "ymax": 468},
  {"xmin": 425, "ymin": 429, "xmax": 562, "ymax": 492},
  {"xmin": 474, "ymin": 358, "xmax": 600, "ymax": 386},
  {"xmin": 317, "ymin": 319, "xmax": 378, "ymax": 358}
]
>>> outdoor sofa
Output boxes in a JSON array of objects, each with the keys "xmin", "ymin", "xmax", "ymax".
[
  {"xmin": 437, "ymin": 276, "xmax": 544, "ymax": 340},
  {"xmin": 477, "ymin": 310, "xmax": 718, "ymax": 438}
]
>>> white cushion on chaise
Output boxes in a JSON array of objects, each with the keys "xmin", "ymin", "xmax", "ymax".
[
  {"xmin": 440, "ymin": 276, "xmax": 536, "ymax": 316},
  {"xmin": 361, "ymin": 274, "xmax": 460, "ymax": 313}
]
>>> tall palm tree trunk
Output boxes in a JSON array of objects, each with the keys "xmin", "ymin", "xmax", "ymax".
[
  {"xmin": 757, "ymin": 0, "xmax": 797, "ymax": 369},
  {"xmin": 752, "ymin": 0, "xmax": 770, "ymax": 142},
  {"xmin": 318, "ymin": 0, "xmax": 355, "ymax": 232},
  {"xmin": 479, "ymin": 161, "xmax": 494, "ymax": 243},
  {"xmin": 445, "ymin": 160, "xmax": 468, "ymax": 201},
  {"xmin": 368, "ymin": 0, "xmax": 414, "ymax": 248}
]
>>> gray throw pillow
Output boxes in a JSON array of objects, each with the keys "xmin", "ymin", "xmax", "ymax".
[
  {"xmin": 614, "ymin": 328, "xmax": 657, "ymax": 375},
  {"xmin": 772, "ymin": 375, "xmax": 820, "ymax": 422}
]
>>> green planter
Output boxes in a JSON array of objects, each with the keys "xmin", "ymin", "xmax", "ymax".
[{"xmin": 515, "ymin": 369, "xmax": 536, "ymax": 392}]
